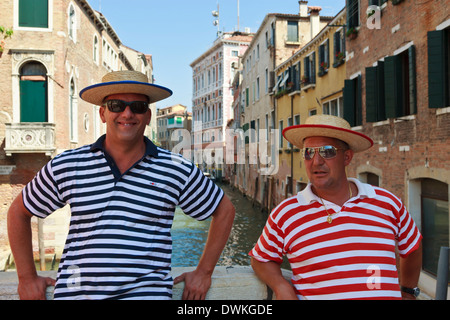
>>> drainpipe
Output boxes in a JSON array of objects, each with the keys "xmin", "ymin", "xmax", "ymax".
[
  {"xmin": 290, "ymin": 94, "xmax": 294, "ymax": 196},
  {"xmin": 435, "ymin": 246, "xmax": 449, "ymax": 300}
]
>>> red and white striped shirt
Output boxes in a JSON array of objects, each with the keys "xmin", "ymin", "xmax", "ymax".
[{"xmin": 250, "ymin": 179, "xmax": 421, "ymax": 300}]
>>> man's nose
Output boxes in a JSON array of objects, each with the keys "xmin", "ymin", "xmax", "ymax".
[
  {"xmin": 311, "ymin": 150, "xmax": 325, "ymax": 164},
  {"xmin": 121, "ymin": 106, "xmax": 134, "ymax": 117}
]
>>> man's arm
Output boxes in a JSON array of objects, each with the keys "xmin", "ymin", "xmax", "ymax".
[
  {"xmin": 399, "ymin": 241, "xmax": 422, "ymax": 300},
  {"xmin": 251, "ymin": 257, "xmax": 298, "ymax": 300},
  {"xmin": 7, "ymin": 193, "xmax": 56, "ymax": 300},
  {"xmin": 174, "ymin": 194, "xmax": 235, "ymax": 300}
]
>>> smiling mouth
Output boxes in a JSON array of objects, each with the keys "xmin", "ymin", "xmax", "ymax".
[{"xmin": 118, "ymin": 122, "xmax": 137, "ymax": 127}]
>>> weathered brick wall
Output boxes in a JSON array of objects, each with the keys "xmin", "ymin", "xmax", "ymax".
[{"xmin": 345, "ymin": 0, "xmax": 450, "ymax": 201}]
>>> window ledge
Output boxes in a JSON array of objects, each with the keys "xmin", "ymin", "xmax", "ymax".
[{"xmin": 436, "ymin": 106, "xmax": 450, "ymax": 115}]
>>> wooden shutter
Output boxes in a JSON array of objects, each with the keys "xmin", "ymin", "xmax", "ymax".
[
  {"xmin": 384, "ymin": 55, "xmax": 402, "ymax": 118},
  {"xmin": 408, "ymin": 46, "xmax": 417, "ymax": 114},
  {"xmin": 20, "ymin": 80, "xmax": 47, "ymax": 122},
  {"xmin": 365, "ymin": 66, "xmax": 378, "ymax": 122},
  {"xmin": 427, "ymin": 30, "xmax": 446, "ymax": 108},
  {"xmin": 19, "ymin": 0, "xmax": 48, "ymax": 28},
  {"xmin": 343, "ymin": 79, "xmax": 356, "ymax": 126}
]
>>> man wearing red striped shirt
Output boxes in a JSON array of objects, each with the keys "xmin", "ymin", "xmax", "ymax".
[{"xmin": 250, "ymin": 115, "xmax": 422, "ymax": 300}]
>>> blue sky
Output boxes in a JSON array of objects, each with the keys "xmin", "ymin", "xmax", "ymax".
[{"xmin": 89, "ymin": 0, "xmax": 345, "ymax": 110}]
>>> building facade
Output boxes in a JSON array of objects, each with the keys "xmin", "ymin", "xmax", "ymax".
[
  {"xmin": 156, "ymin": 104, "xmax": 192, "ymax": 152},
  {"xmin": 343, "ymin": 0, "xmax": 449, "ymax": 298},
  {"xmin": 0, "ymin": 0, "xmax": 155, "ymax": 266},
  {"xmin": 274, "ymin": 8, "xmax": 347, "ymax": 207},
  {"xmin": 237, "ymin": 1, "xmax": 333, "ymax": 209},
  {"xmin": 190, "ymin": 32, "xmax": 253, "ymax": 179}
]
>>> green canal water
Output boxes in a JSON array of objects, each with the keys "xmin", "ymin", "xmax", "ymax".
[{"xmin": 172, "ymin": 182, "xmax": 270, "ymax": 267}]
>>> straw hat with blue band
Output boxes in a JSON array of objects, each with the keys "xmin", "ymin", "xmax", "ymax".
[
  {"xmin": 282, "ymin": 114, "xmax": 374, "ymax": 153},
  {"xmin": 79, "ymin": 70, "xmax": 173, "ymax": 106}
]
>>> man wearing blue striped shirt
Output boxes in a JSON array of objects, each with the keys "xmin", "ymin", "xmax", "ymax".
[{"xmin": 8, "ymin": 71, "xmax": 235, "ymax": 300}]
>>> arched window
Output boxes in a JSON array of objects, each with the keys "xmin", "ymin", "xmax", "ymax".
[
  {"xmin": 69, "ymin": 78, "xmax": 78, "ymax": 142},
  {"xmin": 68, "ymin": 4, "xmax": 76, "ymax": 42},
  {"xmin": 93, "ymin": 35, "xmax": 99, "ymax": 63},
  {"xmin": 19, "ymin": 61, "xmax": 48, "ymax": 122}
]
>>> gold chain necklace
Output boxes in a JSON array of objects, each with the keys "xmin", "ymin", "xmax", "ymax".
[{"xmin": 318, "ymin": 183, "xmax": 353, "ymax": 224}]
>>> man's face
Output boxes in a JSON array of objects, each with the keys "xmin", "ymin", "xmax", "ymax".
[
  {"xmin": 303, "ymin": 136, "xmax": 353, "ymax": 193},
  {"xmin": 100, "ymin": 93, "xmax": 151, "ymax": 143}
]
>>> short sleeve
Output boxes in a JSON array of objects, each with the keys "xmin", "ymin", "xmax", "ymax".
[
  {"xmin": 396, "ymin": 204, "xmax": 422, "ymax": 257},
  {"xmin": 22, "ymin": 160, "xmax": 66, "ymax": 219},
  {"xmin": 178, "ymin": 164, "xmax": 224, "ymax": 221},
  {"xmin": 249, "ymin": 214, "xmax": 284, "ymax": 264}
]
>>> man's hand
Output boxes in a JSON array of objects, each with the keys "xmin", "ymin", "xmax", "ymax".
[
  {"xmin": 174, "ymin": 269, "xmax": 212, "ymax": 300},
  {"xmin": 18, "ymin": 275, "xmax": 56, "ymax": 300}
]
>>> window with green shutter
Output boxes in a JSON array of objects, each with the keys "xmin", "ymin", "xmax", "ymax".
[
  {"xmin": 19, "ymin": 0, "xmax": 49, "ymax": 28},
  {"xmin": 343, "ymin": 76, "xmax": 362, "ymax": 127},
  {"xmin": 384, "ymin": 46, "xmax": 417, "ymax": 118},
  {"xmin": 287, "ymin": 21, "xmax": 299, "ymax": 42},
  {"xmin": 366, "ymin": 61, "xmax": 386, "ymax": 123},
  {"xmin": 428, "ymin": 29, "xmax": 450, "ymax": 108}
]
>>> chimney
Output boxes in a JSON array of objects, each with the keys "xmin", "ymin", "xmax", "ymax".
[
  {"xmin": 308, "ymin": 6, "xmax": 322, "ymax": 39},
  {"xmin": 299, "ymin": 1, "xmax": 308, "ymax": 18}
]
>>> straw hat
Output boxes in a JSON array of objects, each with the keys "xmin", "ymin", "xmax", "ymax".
[
  {"xmin": 282, "ymin": 114, "xmax": 373, "ymax": 153},
  {"xmin": 79, "ymin": 70, "xmax": 172, "ymax": 106}
]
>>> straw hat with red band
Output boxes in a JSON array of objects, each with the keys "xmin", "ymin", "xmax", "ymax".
[
  {"xmin": 79, "ymin": 70, "xmax": 172, "ymax": 106},
  {"xmin": 282, "ymin": 114, "xmax": 373, "ymax": 153}
]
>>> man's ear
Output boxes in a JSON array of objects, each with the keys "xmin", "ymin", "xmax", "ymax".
[
  {"xmin": 99, "ymin": 106, "xmax": 107, "ymax": 123},
  {"xmin": 146, "ymin": 109, "xmax": 152, "ymax": 126},
  {"xmin": 344, "ymin": 149, "xmax": 354, "ymax": 166}
]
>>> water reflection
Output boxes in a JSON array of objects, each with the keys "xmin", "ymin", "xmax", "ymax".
[{"xmin": 172, "ymin": 183, "xmax": 268, "ymax": 267}]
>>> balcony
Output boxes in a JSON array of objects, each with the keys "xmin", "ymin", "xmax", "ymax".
[{"xmin": 4, "ymin": 123, "xmax": 56, "ymax": 157}]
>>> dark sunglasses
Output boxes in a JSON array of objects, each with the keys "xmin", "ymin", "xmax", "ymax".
[
  {"xmin": 302, "ymin": 145, "xmax": 342, "ymax": 160},
  {"xmin": 104, "ymin": 99, "xmax": 149, "ymax": 114}
]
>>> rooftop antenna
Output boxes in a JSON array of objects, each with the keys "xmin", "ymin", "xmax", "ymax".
[
  {"xmin": 212, "ymin": 2, "xmax": 220, "ymax": 37},
  {"xmin": 99, "ymin": 0, "xmax": 102, "ymax": 12},
  {"xmin": 237, "ymin": 0, "xmax": 240, "ymax": 32}
]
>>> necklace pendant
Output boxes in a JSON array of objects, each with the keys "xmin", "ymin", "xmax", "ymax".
[{"xmin": 327, "ymin": 215, "xmax": 333, "ymax": 224}]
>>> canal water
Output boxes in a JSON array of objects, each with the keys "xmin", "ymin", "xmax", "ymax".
[{"xmin": 172, "ymin": 182, "xmax": 270, "ymax": 267}]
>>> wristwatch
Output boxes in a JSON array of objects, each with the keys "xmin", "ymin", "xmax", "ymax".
[{"xmin": 401, "ymin": 286, "xmax": 420, "ymax": 297}]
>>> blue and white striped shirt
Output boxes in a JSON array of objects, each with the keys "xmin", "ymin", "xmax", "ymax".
[{"xmin": 22, "ymin": 135, "xmax": 224, "ymax": 300}]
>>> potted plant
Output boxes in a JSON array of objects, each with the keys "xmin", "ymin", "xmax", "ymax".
[
  {"xmin": 334, "ymin": 51, "xmax": 345, "ymax": 67},
  {"xmin": 319, "ymin": 61, "xmax": 328, "ymax": 76},
  {"xmin": 0, "ymin": 26, "xmax": 13, "ymax": 58},
  {"xmin": 302, "ymin": 75, "xmax": 309, "ymax": 85},
  {"xmin": 346, "ymin": 27, "xmax": 358, "ymax": 40}
]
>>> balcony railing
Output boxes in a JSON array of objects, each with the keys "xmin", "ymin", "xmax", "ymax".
[{"xmin": 4, "ymin": 123, "xmax": 56, "ymax": 157}]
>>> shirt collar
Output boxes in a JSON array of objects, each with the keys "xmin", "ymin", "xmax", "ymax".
[
  {"xmin": 297, "ymin": 178, "xmax": 376, "ymax": 205},
  {"xmin": 90, "ymin": 134, "xmax": 159, "ymax": 157}
]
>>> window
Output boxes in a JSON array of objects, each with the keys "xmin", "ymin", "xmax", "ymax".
[
  {"xmin": 346, "ymin": 0, "xmax": 360, "ymax": 29},
  {"xmin": 343, "ymin": 75, "xmax": 362, "ymax": 126},
  {"xmin": 384, "ymin": 46, "xmax": 417, "ymax": 118},
  {"xmin": 68, "ymin": 4, "xmax": 76, "ymax": 41},
  {"xmin": 69, "ymin": 78, "xmax": 78, "ymax": 142},
  {"xmin": 279, "ymin": 120, "xmax": 283, "ymax": 148},
  {"xmin": 20, "ymin": 62, "xmax": 48, "ymax": 122},
  {"xmin": 318, "ymin": 40, "xmax": 330, "ymax": 76},
  {"xmin": 93, "ymin": 35, "xmax": 99, "ymax": 63},
  {"xmin": 428, "ymin": 27, "xmax": 450, "ymax": 108},
  {"xmin": 333, "ymin": 30, "xmax": 345, "ymax": 67},
  {"xmin": 19, "ymin": 0, "xmax": 48, "ymax": 28},
  {"xmin": 256, "ymin": 77, "xmax": 260, "ymax": 101},
  {"xmin": 421, "ymin": 179, "xmax": 449, "ymax": 276},
  {"xmin": 323, "ymin": 97, "xmax": 344, "ymax": 117},
  {"xmin": 366, "ymin": 61, "xmax": 386, "ymax": 122},
  {"xmin": 303, "ymin": 53, "xmax": 316, "ymax": 85},
  {"xmin": 287, "ymin": 21, "xmax": 299, "ymax": 42}
]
